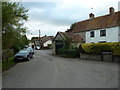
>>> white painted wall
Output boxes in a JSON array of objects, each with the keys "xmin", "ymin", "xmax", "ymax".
[
  {"xmin": 43, "ymin": 40, "xmax": 52, "ymax": 47},
  {"xmin": 86, "ymin": 26, "xmax": 119, "ymax": 43}
]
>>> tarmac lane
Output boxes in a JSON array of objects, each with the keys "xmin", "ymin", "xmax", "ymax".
[{"xmin": 2, "ymin": 50, "xmax": 118, "ymax": 88}]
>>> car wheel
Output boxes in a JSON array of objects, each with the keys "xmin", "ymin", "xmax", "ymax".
[
  {"xmin": 14, "ymin": 59, "xmax": 18, "ymax": 63},
  {"xmin": 27, "ymin": 57, "xmax": 30, "ymax": 61},
  {"xmin": 31, "ymin": 55, "xmax": 33, "ymax": 58},
  {"xmin": 14, "ymin": 60, "xmax": 18, "ymax": 63}
]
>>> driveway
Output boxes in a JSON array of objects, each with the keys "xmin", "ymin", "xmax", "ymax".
[{"xmin": 2, "ymin": 50, "xmax": 118, "ymax": 88}]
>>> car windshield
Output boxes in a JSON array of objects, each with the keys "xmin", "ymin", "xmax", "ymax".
[
  {"xmin": 27, "ymin": 47, "xmax": 33, "ymax": 50},
  {"xmin": 19, "ymin": 50, "xmax": 29, "ymax": 53}
]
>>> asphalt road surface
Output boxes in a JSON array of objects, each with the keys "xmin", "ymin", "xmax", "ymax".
[{"xmin": 2, "ymin": 50, "xmax": 118, "ymax": 88}]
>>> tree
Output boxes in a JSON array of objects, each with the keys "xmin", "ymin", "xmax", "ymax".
[
  {"xmin": 63, "ymin": 37, "xmax": 72, "ymax": 49},
  {"xmin": 65, "ymin": 22, "xmax": 76, "ymax": 32},
  {"xmin": 31, "ymin": 37, "xmax": 38, "ymax": 42},
  {"xmin": 2, "ymin": 2, "xmax": 29, "ymax": 52},
  {"xmin": 70, "ymin": 22, "xmax": 76, "ymax": 29}
]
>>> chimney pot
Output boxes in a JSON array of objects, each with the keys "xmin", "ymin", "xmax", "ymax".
[
  {"xmin": 89, "ymin": 13, "xmax": 94, "ymax": 19},
  {"xmin": 109, "ymin": 7, "xmax": 114, "ymax": 15}
]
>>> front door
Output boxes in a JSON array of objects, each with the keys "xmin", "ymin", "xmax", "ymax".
[{"xmin": 55, "ymin": 40, "xmax": 63, "ymax": 55}]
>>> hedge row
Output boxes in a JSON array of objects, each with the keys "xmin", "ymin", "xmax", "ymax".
[
  {"xmin": 58, "ymin": 48, "xmax": 80, "ymax": 58},
  {"xmin": 2, "ymin": 57, "xmax": 16, "ymax": 72},
  {"xmin": 2, "ymin": 49, "xmax": 14, "ymax": 60},
  {"xmin": 81, "ymin": 42, "xmax": 120, "ymax": 55}
]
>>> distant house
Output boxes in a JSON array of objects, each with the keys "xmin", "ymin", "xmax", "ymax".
[
  {"xmin": 52, "ymin": 32, "xmax": 83, "ymax": 54},
  {"xmin": 40, "ymin": 35, "xmax": 54, "ymax": 49},
  {"xmin": 71, "ymin": 7, "xmax": 120, "ymax": 43},
  {"xmin": 42, "ymin": 40, "xmax": 52, "ymax": 48},
  {"xmin": 34, "ymin": 35, "xmax": 54, "ymax": 49}
]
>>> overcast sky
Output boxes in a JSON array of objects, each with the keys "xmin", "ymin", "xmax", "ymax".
[{"xmin": 20, "ymin": 0, "xmax": 119, "ymax": 39}]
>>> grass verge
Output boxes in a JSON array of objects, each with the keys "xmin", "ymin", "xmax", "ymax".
[
  {"xmin": 0, "ymin": 61, "xmax": 1, "ymax": 72},
  {"xmin": 2, "ymin": 57, "xmax": 16, "ymax": 72}
]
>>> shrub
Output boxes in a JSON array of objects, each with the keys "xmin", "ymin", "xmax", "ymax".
[
  {"xmin": 79, "ymin": 44, "xmax": 85, "ymax": 53},
  {"xmin": 81, "ymin": 42, "xmax": 120, "ymax": 55},
  {"xmin": 2, "ymin": 49, "xmax": 14, "ymax": 61},
  {"xmin": 2, "ymin": 57, "xmax": 16, "ymax": 72},
  {"xmin": 58, "ymin": 48, "xmax": 80, "ymax": 58}
]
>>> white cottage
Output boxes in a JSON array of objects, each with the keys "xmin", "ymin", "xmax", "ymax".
[
  {"xmin": 34, "ymin": 35, "xmax": 54, "ymax": 49},
  {"xmin": 71, "ymin": 7, "xmax": 120, "ymax": 43},
  {"xmin": 43, "ymin": 40, "xmax": 52, "ymax": 47}
]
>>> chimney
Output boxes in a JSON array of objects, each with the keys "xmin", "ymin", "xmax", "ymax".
[
  {"xmin": 89, "ymin": 13, "xmax": 94, "ymax": 19},
  {"xmin": 109, "ymin": 7, "xmax": 114, "ymax": 15}
]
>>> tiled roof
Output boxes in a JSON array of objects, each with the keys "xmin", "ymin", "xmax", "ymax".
[
  {"xmin": 72, "ymin": 11, "xmax": 120, "ymax": 33},
  {"xmin": 39, "ymin": 36, "xmax": 49, "ymax": 44},
  {"xmin": 58, "ymin": 32, "xmax": 83, "ymax": 43},
  {"xmin": 34, "ymin": 35, "xmax": 54, "ymax": 44},
  {"xmin": 65, "ymin": 29, "xmax": 73, "ymax": 32}
]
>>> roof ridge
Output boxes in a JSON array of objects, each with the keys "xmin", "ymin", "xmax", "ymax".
[
  {"xmin": 77, "ymin": 11, "xmax": 120, "ymax": 24},
  {"xmin": 72, "ymin": 11, "xmax": 120, "ymax": 33}
]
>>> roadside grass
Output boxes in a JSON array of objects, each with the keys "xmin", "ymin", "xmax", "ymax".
[
  {"xmin": 0, "ymin": 61, "xmax": 2, "ymax": 72},
  {"xmin": 2, "ymin": 57, "xmax": 16, "ymax": 72}
]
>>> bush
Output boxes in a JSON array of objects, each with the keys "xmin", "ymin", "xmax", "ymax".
[
  {"xmin": 81, "ymin": 42, "xmax": 120, "ymax": 55},
  {"xmin": 2, "ymin": 49, "xmax": 14, "ymax": 61},
  {"xmin": 58, "ymin": 48, "xmax": 80, "ymax": 58},
  {"xmin": 79, "ymin": 44, "xmax": 85, "ymax": 53},
  {"xmin": 2, "ymin": 57, "xmax": 16, "ymax": 72}
]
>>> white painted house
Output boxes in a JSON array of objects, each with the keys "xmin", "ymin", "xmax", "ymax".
[
  {"xmin": 34, "ymin": 35, "xmax": 54, "ymax": 49},
  {"xmin": 86, "ymin": 26, "xmax": 120, "ymax": 43},
  {"xmin": 43, "ymin": 40, "xmax": 52, "ymax": 47},
  {"xmin": 71, "ymin": 7, "xmax": 120, "ymax": 43}
]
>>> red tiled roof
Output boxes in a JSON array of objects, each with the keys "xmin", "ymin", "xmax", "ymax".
[
  {"xmin": 72, "ymin": 11, "xmax": 120, "ymax": 33},
  {"xmin": 59, "ymin": 32, "xmax": 83, "ymax": 43},
  {"xmin": 40, "ymin": 36, "xmax": 54, "ymax": 44}
]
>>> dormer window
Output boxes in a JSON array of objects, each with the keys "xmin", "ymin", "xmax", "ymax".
[
  {"xmin": 90, "ymin": 31, "xmax": 94, "ymax": 37},
  {"xmin": 100, "ymin": 30, "xmax": 106, "ymax": 37}
]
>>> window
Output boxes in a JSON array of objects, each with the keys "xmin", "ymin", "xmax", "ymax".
[
  {"xmin": 90, "ymin": 31, "xmax": 94, "ymax": 37},
  {"xmin": 100, "ymin": 30, "xmax": 106, "ymax": 36}
]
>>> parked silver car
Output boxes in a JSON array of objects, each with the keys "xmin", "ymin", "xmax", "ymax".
[
  {"xmin": 27, "ymin": 47, "xmax": 34, "ymax": 54},
  {"xmin": 14, "ymin": 50, "xmax": 33, "ymax": 62}
]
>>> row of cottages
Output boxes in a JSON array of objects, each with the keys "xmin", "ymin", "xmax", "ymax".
[
  {"xmin": 52, "ymin": 32, "xmax": 83, "ymax": 54},
  {"xmin": 69, "ymin": 7, "xmax": 120, "ymax": 43},
  {"xmin": 34, "ymin": 35, "xmax": 54, "ymax": 49},
  {"xmin": 52, "ymin": 7, "xmax": 120, "ymax": 55}
]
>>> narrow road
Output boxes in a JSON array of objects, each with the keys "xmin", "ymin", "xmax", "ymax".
[{"xmin": 3, "ymin": 50, "xmax": 118, "ymax": 88}]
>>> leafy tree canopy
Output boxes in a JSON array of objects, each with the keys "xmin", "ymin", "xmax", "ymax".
[
  {"xmin": 31, "ymin": 37, "xmax": 39, "ymax": 42},
  {"xmin": 70, "ymin": 22, "xmax": 76, "ymax": 29},
  {"xmin": 2, "ymin": 1, "xmax": 29, "ymax": 52}
]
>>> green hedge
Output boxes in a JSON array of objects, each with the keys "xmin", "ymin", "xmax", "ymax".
[
  {"xmin": 0, "ymin": 61, "xmax": 2, "ymax": 72},
  {"xmin": 2, "ymin": 49, "xmax": 14, "ymax": 60},
  {"xmin": 2, "ymin": 57, "xmax": 16, "ymax": 72},
  {"xmin": 81, "ymin": 42, "xmax": 120, "ymax": 55},
  {"xmin": 58, "ymin": 48, "xmax": 80, "ymax": 58}
]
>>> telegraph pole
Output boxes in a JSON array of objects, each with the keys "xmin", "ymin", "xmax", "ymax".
[
  {"xmin": 39, "ymin": 30, "xmax": 41, "ymax": 48},
  {"xmin": 39, "ymin": 30, "xmax": 40, "ymax": 41}
]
